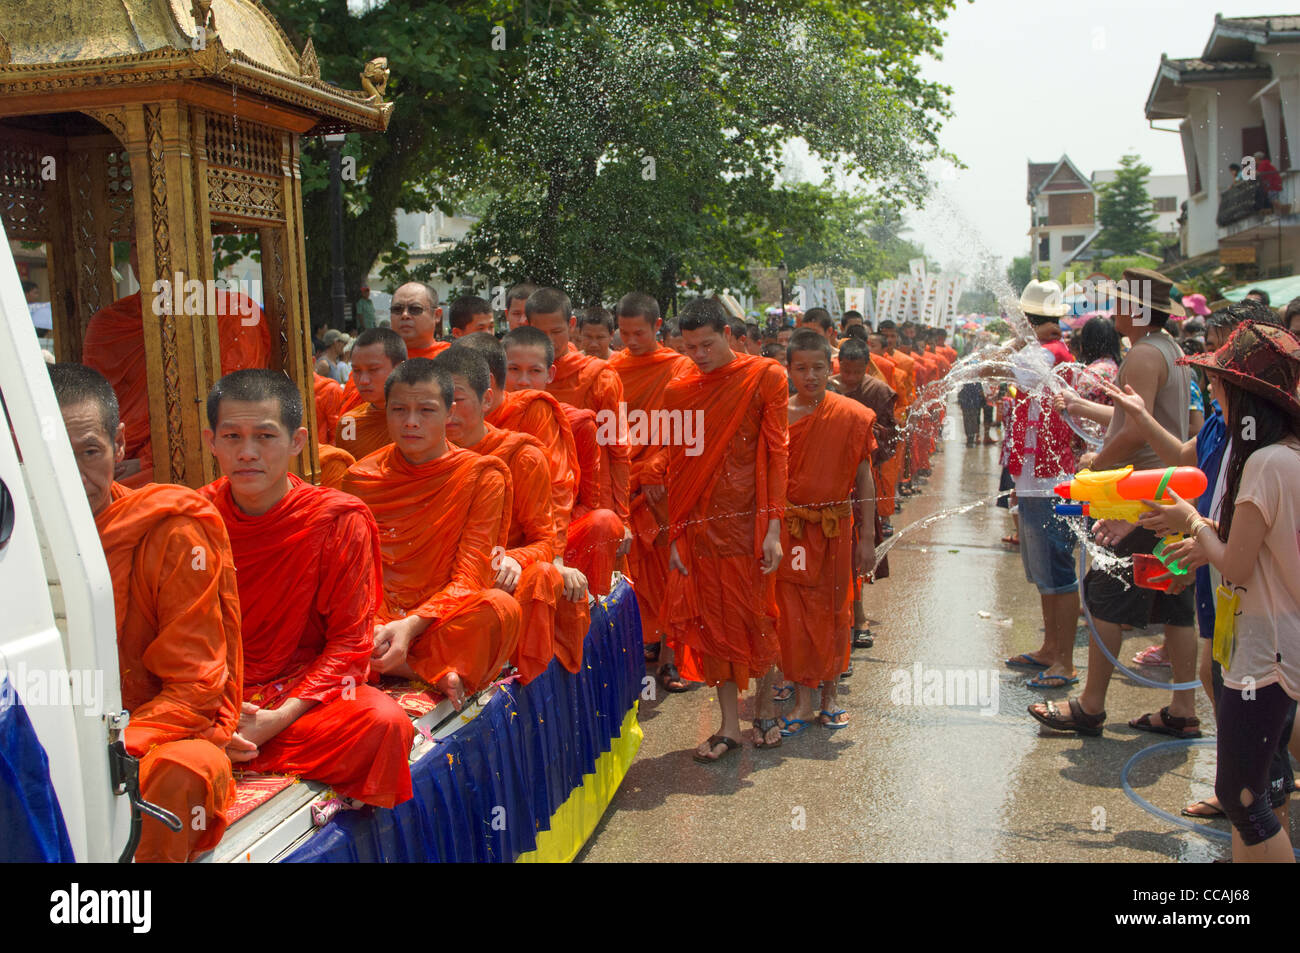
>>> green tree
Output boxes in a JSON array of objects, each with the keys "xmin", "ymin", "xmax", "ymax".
[
  {"xmin": 1095, "ymin": 154, "xmax": 1160, "ymax": 256},
  {"xmin": 1007, "ymin": 255, "xmax": 1032, "ymax": 295},
  {"xmin": 957, "ymin": 288, "xmax": 997, "ymax": 313},
  {"xmin": 265, "ymin": 0, "xmax": 957, "ymax": 315}
]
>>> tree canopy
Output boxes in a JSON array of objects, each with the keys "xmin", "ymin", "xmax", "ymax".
[
  {"xmin": 1095, "ymin": 154, "xmax": 1160, "ymax": 257},
  {"xmin": 263, "ymin": 0, "xmax": 957, "ymax": 315}
]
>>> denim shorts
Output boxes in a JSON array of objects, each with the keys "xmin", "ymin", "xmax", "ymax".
[{"xmin": 1017, "ymin": 495, "xmax": 1079, "ymax": 595}]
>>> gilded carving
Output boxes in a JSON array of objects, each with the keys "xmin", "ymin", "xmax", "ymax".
[
  {"xmin": 360, "ymin": 57, "xmax": 389, "ymax": 102},
  {"xmin": 300, "ymin": 39, "xmax": 320, "ymax": 81}
]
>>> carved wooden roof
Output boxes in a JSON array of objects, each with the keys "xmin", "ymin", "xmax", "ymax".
[{"xmin": 0, "ymin": 0, "xmax": 391, "ymax": 132}]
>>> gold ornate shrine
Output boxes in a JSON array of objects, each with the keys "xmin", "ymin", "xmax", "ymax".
[{"xmin": 0, "ymin": 0, "xmax": 391, "ymax": 485}]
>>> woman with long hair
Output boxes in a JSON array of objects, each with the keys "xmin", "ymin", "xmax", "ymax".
[{"xmin": 1140, "ymin": 320, "xmax": 1300, "ymax": 862}]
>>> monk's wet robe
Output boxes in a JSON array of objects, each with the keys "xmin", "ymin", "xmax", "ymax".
[
  {"xmin": 83, "ymin": 292, "xmax": 271, "ymax": 486},
  {"xmin": 343, "ymin": 446, "xmax": 521, "ymax": 693},
  {"xmin": 777, "ymin": 393, "xmax": 876, "ymax": 687},
  {"xmin": 832, "ymin": 373, "xmax": 896, "ymax": 578},
  {"xmin": 663, "ymin": 353, "xmax": 788, "ymax": 687},
  {"xmin": 608, "ymin": 347, "xmax": 694, "ymax": 643},
  {"xmin": 334, "ymin": 402, "xmax": 391, "ymax": 463},
  {"xmin": 474, "ymin": 425, "xmax": 584, "ymax": 679},
  {"xmin": 316, "ymin": 443, "xmax": 356, "ymax": 490},
  {"xmin": 95, "ymin": 483, "xmax": 243, "ymax": 862},
  {"xmin": 314, "ymin": 373, "xmax": 345, "ymax": 444},
  {"xmin": 200, "ymin": 475, "xmax": 414, "ymax": 808},
  {"xmin": 562, "ymin": 404, "xmax": 624, "ymax": 597},
  {"xmin": 408, "ymin": 340, "xmax": 451, "ymax": 361},
  {"xmin": 550, "ymin": 345, "xmax": 630, "ymax": 544},
  {"xmin": 486, "ymin": 388, "xmax": 579, "ymax": 551}
]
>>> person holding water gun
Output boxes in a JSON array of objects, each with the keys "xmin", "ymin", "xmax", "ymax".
[
  {"xmin": 1028, "ymin": 268, "xmax": 1201, "ymax": 739},
  {"xmin": 1102, "ymin": 320, "xmax": 1300, "ymax": 863}
]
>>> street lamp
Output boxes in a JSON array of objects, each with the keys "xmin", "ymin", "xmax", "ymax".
[
  {"xmin": 777, "ymin": 261, "xmax": 788, "ymax": 325},
  {"xmin": 324, "ymin": 132, "xmax": 347, "ymax": 330}
]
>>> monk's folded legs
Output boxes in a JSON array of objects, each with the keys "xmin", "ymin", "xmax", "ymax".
[
  {"xmin": 406, "ymin": 589, "xmax": 522, "ymax": 700},
  {"xmin": 135, "ymin": 739, "xmax": 234, "ymax": 863},
  {"xmin": 246, "ymin": 686, "xmax": 415, "ymax": 808},
  {"xmin": 566, "ymin": 508, "xmax": 625, "ymax": 596}
]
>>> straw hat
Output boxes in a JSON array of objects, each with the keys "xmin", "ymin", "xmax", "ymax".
[
  {"xmin": 1178, "ymin": 320, "xmax": 1300, "ymax": 424},
  {"xmin": 1019, "ymin": 279, "xmax": 1068, "ymax": 319}
]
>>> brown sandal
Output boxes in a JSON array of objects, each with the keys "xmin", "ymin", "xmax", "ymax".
[
  {"xmin": 1028, "ymin": 698, "xmax": 1106, "ymax": 736},
  {"xmin": 693, "ymin": 734, "xmax": 741, "ymax": 764},
  {"xmin": 1130, "ymin": 706, "xmax": 1202, "ymax": 739}
]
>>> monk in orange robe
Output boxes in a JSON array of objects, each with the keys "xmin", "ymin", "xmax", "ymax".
[
  {"xmin": 454, "ymin": 333, "xmax": 590, "ymax": 670},
  {"xmin": 524, "ymin": 288, "xmax": 632, "ymax": 569},
  {"xmin": 51, "ymin": 364, "xmax": 242, "ymax": 862},
  {"xmin": 338, "ymin": 282, "xmax": 449, "ymax": 410},
  {"xmin": 314, "ymin": 372, "xmax": 345, "ymax": 444},
  {"xmin": 777, "ymin": 331, "xmax": 878, "ymax": 731},
  {"xmin": 335, "ymin": 327, "xmax": 406, "ymax": 462},
  {"xmin": 82, "ymin": 287, "xmax": 271, "ymax": 486},
  {"xmin": 448, "ymin": 294, "xmax": 497, "ymax": 338},
  {"xmin": 502, "ymin": 325, "xmax": 625, "ymax": 598},
  {"xmin": 608, "ymin": 292, "xmax": 695, "ymax": 691},
  {"xmin": 200, "ymin": 370, "xmax": 413, "ymax": 807},
  {"xmin": 661, "ymin": 299, "xmax": 788, "ymax": 761},
  {"xmin": 343, "ymin": 359, "xmax": 521, "ymax": 709},
  {"xmin": 437, "ymin": 348, "xmax": 588, "ymax": 680}
]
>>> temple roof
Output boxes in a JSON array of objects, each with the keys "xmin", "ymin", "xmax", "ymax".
[{"xmin": 0, "ymin": 0, "xmax": 391, "ymax": 133}]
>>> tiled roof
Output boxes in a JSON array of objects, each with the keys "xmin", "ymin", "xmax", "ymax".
[
  {"xmin": 1162, "ymin": 57, "xmax": 1270, "ymax": 76},
  {"xmin": 1028, "ymin": 162, "xmax": 1055, "ymax": 194},
  {"xmin": 1219, "ymin": 15, "xmax": 1300, "ymax": 33}
]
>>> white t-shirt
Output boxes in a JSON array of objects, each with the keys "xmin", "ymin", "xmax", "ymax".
[{"xmin": 1221, "ymin": 437, "xmax": 1300, "ymax": 699}]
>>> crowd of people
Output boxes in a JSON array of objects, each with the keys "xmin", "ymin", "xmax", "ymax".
[
  {"xmin": 59, "ymin": 276, "xmax": 963, "ymax": 861},
  {"xmin": 51, "ymin": 258, "xmax": 1300, "ymax": 864},
  {"xmin": 985, "ymin": 269, "xmax": 1300, "ymax": 864}
]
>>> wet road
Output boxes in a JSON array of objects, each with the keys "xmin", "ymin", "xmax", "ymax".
[{"xmin": 578, "ymin": 414, "xmax": 1278, "ymax": 862}]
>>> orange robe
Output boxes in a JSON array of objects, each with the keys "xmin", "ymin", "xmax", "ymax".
[
  {"xmin": 335, "ymin": 402, "xmax": 391, "ymax": 463},
  {"xmin": 314, "ymin": 373, "xmax": 345, "ymax": 445},
  {"xmin": 316, "ymin": 443, "xmax": 356, "ymax": 490},
  {"xmin": 200, "ymin": 476, "xmax": 413, "ymax": 807},
  {"xmin": 95, "ymin": 483, "xmax": 243, "ymax": 862},
  {"xmin": 83, "ymin": 291, "xmax": 271, "ymax": 486},
  {"xmin": 487, "ymin": 389, "xmax": 579, "ymax": 551},
  {"xmin": 777, "ymin": 394, "xmax": 875, "ymax": 686},
  {"xmin": 344, "ymin": 445, "xmax": 521, "ymax": 693},
  {"xmin": 562, "ymin": 405, "xmax": 624, "ymax": 597},
  {"xmin": 408, "ymin": 340, "xmax": 450, "ymax": 361},
  {"xmin": 663, "ymin": 354, "xmax": 788, "ymax": 687},
  {"xmin": 608, "ymin": 347, "xmax": 694, "ymax": 642},
  {"xmin": 473, "ymin": 425, "xmax": 588, "ymax": 679},
  {"xmin": 549, "ymin": 344, "xmax": 630, "ymax": 525}
]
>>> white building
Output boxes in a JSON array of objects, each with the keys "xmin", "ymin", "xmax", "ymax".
[
  {"xmin": 1026, "ymin": 157, "xmax": 1184, "ymax": 278},
  {"xmin": 1146, "ymin": 14, "xmax": 1300, "ymax": 276}
]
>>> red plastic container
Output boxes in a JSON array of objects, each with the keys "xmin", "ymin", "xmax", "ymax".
[{"xmin": 1133, "ymin": 553, "xmax": 1173, "ymax": 591}]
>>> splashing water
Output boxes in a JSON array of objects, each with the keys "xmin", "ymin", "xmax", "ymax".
[{"xmin": 870, "ymin": 491, "xmax": 1009, "ymax": 575}]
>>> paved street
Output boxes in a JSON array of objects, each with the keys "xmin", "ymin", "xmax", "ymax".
[{"xmin": 579, "ymin": 418, "xmax": 1266, "ymax": 862}]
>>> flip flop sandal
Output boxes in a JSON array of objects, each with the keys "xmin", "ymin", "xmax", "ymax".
[
  {"xmin": 752, "ymin": 717, "xmax": 783, "ymax": 749},
  {"xmin": 1028, "ymin": 698, "xmax": 1106, "ymax": 736},
  {"xmin": 819, "ymin": 709, "xmax": 849, "ymax": 730},
  {"xmin": 1130, "ymin": 706, "xmax": 1202, "ymax": 739},
  {"xmin": 839, "ymin": 661, "xmax": 854, "ymax": 680},
  {"xmin": 1131, "ymin": 645, "xmax": 1171, "ymax": 667},
  {"xmin": 1005, "ymin": 653, "xmax": 1049, "ymax": 670},
  {"xmin": 657, "ymin": 663, "xmax": 689, "ymax": 694},
  {"xmin": 779, "ymin": 717, "xmax": 808, "ymax": 737},
  {"xmin": 644, "ymin": 642, "xmax": 662, "ymax": 663},
  {"xmin": 1182, "ymin": 800, "xmax": 1226, "ymax": 819},
  {"xmin": 852, "ymin": 629, "xmax": 874, "ymax": 649},
  {"xmin": 1025, "ymin": 672, "xmax": 1080, "ymax": 689},
  {"xmin": 772, "ymin": 683, "xmax": 795, "ymax": 703},
  {"xmin": 693, "ymin": 734, "xmax": 741, "ymax": 764}
]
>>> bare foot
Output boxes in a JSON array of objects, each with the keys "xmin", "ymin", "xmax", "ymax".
[{"xmin": 436, "ymin": 671, "xmax": 466, "ymax": 711}]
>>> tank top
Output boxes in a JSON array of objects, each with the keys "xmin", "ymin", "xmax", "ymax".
[{"xmin": 1105, "ymin": 329, "xmax": 1189, "ymax": 471}]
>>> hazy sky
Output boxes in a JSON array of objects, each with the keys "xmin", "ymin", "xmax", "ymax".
[{"xmin": 904, "ymin": 0, "xmax": 1237, "ymax": 281}]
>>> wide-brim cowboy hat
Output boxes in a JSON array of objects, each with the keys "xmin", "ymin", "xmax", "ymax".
[
  {"xmin": 1178, "ymin": 319, "xmax": 1300, "ymax": 423},
  {"xmin": 1107, "ymin": 267, "xmax": 1185, "ymax": 319}
]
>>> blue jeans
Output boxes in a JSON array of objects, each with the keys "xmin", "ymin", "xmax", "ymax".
[{"xmin": 1017, "ymin": 495, "xmax": 1078, "ymax": 595}]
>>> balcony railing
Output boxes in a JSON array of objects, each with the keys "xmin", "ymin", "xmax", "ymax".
[{"xmin": 1217, "ymin": 178, "xmax": 1274, "ymax": 227}]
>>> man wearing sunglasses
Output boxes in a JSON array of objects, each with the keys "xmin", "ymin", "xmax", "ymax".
[{"xmin": 389, "ymin": 282, "xmax": 449, "ymax": 360}]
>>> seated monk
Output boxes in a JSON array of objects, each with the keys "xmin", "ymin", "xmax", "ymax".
[
  {"xmin": 200, "ymin": 370, "xmax": 413, "ymax": 807},
  {"xmin": 50, "ymin": 364, "xmax": 242, "ymax": 862},
  {"xmin": 338, "ymin": 282, "xmax": 449, "ymax": 411},
  {"xmin": 82, "ymin": 275, "xmax": 271, "ymax": 486},
  {"xmin": 334, "ymin": 327, "xmax": 406, "ymax": 462},
  {"xmin": 436, "ymin": 348, "xmax": 589, "ymax": 679},
  {"xmin": 503, "ymin": 325, "xmax": 625, "ymax": 597},
  {"xmin": 343, "ymin": 359, "xmax": 522, "ymax": 709},
  {"xmin": 777, "ymin": 331, "xmax": 878, "ymax": 731}
]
